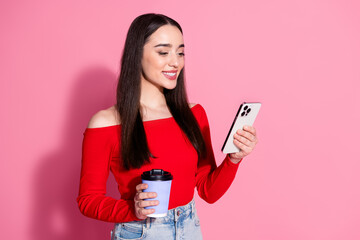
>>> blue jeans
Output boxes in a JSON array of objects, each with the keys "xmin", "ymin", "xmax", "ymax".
[{"xmin": 111, "ymin": 198, "xmax": 203, "ymax": 240}]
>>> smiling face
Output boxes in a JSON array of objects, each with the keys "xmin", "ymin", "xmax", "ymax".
[{"xmin": 141, "ymin": 24, "xmax": 185, "ymax": 92}]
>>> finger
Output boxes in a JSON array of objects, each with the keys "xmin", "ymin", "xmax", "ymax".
[
  {"xmin": 243, "ymin": 125, "xmax": 256, "ymax": 136},
  {"xmin": 233, "ymin": 138, "xmax": 252, "ymax": 155},
  {"xmin": 138, "ymin": 200, "xmax": 159, "ymax": 208},
  {"xmin": 236, "ymin": 129, "xmax": 256, "ymax": 142},
  {"xmin": 136, "ymin": 207, "xmax": 152, "ymax": 219},
  {"xmin": 134, "ymin": 192, "xmax": 143, "ymax": 202},
  {"xmin": 138, "ymin": 192, "xmax": 157, "ymax": 200},
  {"xmin": 234, "ymin": 133, "xmax": 253, "ymax": 147},
  {"xmin": 134, "ymin": 193, "xmax": 139, "ymax": 202},
  {"xmin": 136, "ymin": 183, "xmax": 148, "ymax": 193},
  {"xmin": 134, "ymin": 191, "xmax": 156, "ymax": 202},
  {"xmin": 140, "ymin": 208, "xmax": 156, "ymax": 216}
]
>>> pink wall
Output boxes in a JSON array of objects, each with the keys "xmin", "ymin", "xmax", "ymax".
[{"xmin": 1, "ymin": 1, "xmax": 359, "ymax": 239}]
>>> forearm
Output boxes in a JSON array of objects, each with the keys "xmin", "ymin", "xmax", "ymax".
[
  {"xmin": 196, "ymin": 154, "xmax": 240, "ymax": 204},
  {"xmin": 77, "ymin": 194, "xmax": 142, "ymax": 222}
]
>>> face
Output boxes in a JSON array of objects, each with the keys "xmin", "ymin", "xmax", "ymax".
[{"xmin": 141, "ymin": 24, "xmax": 185, "ymax": 91}]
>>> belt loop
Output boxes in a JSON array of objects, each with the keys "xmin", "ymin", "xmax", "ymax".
[
  {"xmin": 146, "ymin": 217, "xmax": 150, "ymax": 229},
  {"xmin": 174, "ymin": 207, "xmax": 178, "ymax": 222}
]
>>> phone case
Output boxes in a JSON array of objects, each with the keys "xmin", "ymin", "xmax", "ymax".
[{"xmin": 221, "ymin": 102, "xmax": 261, "ymax": 154}]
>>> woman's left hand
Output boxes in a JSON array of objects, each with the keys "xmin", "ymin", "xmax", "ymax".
[{"xmin": 228, "ymin": 125, "xmax": 258, "ymax": 164}]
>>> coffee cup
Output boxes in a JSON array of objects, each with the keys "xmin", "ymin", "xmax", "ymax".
[{"xmin": 141, "ymin": 169, "xmax": 173, "ymax": 218}]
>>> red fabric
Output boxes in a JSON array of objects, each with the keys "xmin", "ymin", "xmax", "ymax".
[{"xmin": 77, "ymin": 104, "xmax": 241, "ymax": 223}]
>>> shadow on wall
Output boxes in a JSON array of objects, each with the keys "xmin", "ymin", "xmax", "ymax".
[{"xmin": 30, "ymin": 66, "xmax": 120, "ymax": 240}]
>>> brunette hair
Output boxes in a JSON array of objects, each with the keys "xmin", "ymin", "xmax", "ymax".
[{"xmin": 116, "ymin": 13, "xmax": 206, "ymax": 170}]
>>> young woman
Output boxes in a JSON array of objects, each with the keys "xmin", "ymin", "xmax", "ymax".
[{"xmin": 77, "ymin": 13, "xmax": 258, "ymax": 240}]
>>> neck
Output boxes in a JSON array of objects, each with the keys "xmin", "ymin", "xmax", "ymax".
[{"xmin": 140, "ymin": 77, "xmax": 167, "ymax": 109}]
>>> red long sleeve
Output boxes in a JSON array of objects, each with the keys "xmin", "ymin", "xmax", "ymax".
[
  {"xmin": 195, "ymin": 106, "xmax": 241, "ymax": 203},
  {"xmin": 77, "ymin": 104, "xmax": 241, "ymax": 223},
  {"xmin": 77, "ymin": 127, "xmax": 142, "ymax": 222}
]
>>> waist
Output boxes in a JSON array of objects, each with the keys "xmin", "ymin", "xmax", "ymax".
[
  {"xmin": 137, "ymin": 197, "xmax": 196, "ymax": 225},
  {"xmin": 121, "ymin": 192, "xmax": 196, "ymax": 211}
]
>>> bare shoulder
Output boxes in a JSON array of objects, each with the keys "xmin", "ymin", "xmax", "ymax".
[
  {"xmin": 189, "ymin": 102, "xmax": 198, "ymax": 108},
  {"xmin": 87, "ymin": 105, "xmax": 120, "ymax": 128}
]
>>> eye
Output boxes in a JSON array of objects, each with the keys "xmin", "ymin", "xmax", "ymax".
[
  {"xmin": 159, "ymin": 52, "xmax": 168, "ymax": 56},
  {"xmin": 178, "ymin": 52, "xmax": 185, "ymax": 56}
]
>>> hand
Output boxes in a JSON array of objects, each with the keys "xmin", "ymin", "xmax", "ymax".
[
  {"xmin": 134, "ymin": 183, "xmax": 159, "ymax": 219},
  {"xmin": 229, "ymin": 125, "xmax": 258, "ymax": 163}
]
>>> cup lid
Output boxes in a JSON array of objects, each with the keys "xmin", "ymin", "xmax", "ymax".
[{"xmin": 141, "ymin": 169, "xmax": 173, "ymax": 181}]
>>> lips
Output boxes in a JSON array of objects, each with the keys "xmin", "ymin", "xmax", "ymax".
[{"xmin": 162, "ymin": 70, "xmax": 177, "ymax": 80}]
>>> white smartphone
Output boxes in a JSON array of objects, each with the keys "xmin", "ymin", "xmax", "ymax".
[{"xmin": 221, "ymin": 102, "xmax": 261, "ymax": 154}]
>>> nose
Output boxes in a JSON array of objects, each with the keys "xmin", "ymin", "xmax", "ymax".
[{"xmin": 168, "ymin": 53, "xmax": 179, "ymax": 68}]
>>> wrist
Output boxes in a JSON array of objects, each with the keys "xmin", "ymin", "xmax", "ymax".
[{"xmin": 227, "ymin": 154, "xmax": 242, "ymax": 164}]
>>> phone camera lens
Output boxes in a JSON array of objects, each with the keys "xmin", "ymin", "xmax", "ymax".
[
  {"xmin": 244, "ymin": 106, "xmax": 248, "ymax": 110},
  {"xmin": 247, "ymin": 108, "xmax": 251, "ymax": 114},
  {"xmin": 241, "ymin": 111, "xmax": 246, "ymax": 117}
]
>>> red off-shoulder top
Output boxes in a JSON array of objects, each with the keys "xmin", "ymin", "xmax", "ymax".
[{"xmin": 77, "ymin": 104, "xmax": 241, "ymax": 223}]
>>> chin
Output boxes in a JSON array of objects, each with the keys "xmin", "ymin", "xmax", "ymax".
[{"xmin": 163, "ymin": 82, "xmax": 177, "ymax": 90}]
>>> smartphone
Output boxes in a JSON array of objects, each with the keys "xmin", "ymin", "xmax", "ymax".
[{"xmin": 221, "ymin": 102, "xmax": 261, "ymax": 154}]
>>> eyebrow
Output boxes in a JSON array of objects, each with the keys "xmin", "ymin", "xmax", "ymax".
[{"xmin": 154, "ymin": 43, "xmax": 185, "ymax": 49}]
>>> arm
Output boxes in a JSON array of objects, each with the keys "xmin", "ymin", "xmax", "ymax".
[
  {"xmin": 76, "ymin": 128, "xmax": 142, "ymax": 222},
  {"xmin": 195, "ymin": 105, "xmax": 242, "ymax": 204}
]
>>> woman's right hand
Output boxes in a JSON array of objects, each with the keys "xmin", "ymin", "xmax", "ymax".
[{"xmin": 134, "ymin": 183, "xmax": 159, "ymax": 219}]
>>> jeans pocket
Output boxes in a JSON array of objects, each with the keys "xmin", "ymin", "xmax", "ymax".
[{"xmin": 115, "ymin": 222, "xmax": 145, "ymax": 240}]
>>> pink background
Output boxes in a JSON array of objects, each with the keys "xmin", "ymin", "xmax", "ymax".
[{"xmin": 1, "ymin": 1, "xmax": 360, "ymax": 239}]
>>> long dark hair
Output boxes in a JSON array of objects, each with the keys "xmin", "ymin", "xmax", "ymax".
[{"xmin": 116, "ymin": 13, "xmax": 207, "ymax": 170}]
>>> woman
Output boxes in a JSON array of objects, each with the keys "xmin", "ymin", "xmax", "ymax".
[{"xmin": 77, "ymin": 13, "xmax": 258, "ymax": 240}]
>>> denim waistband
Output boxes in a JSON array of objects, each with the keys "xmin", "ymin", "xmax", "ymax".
[
  {"xmin": 141, "ymin": 198, "xmax": 196, "ymax": 228},
  {"xmin": 112, "ymin": 198, "xmax": 200, "ymax": 238}
]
